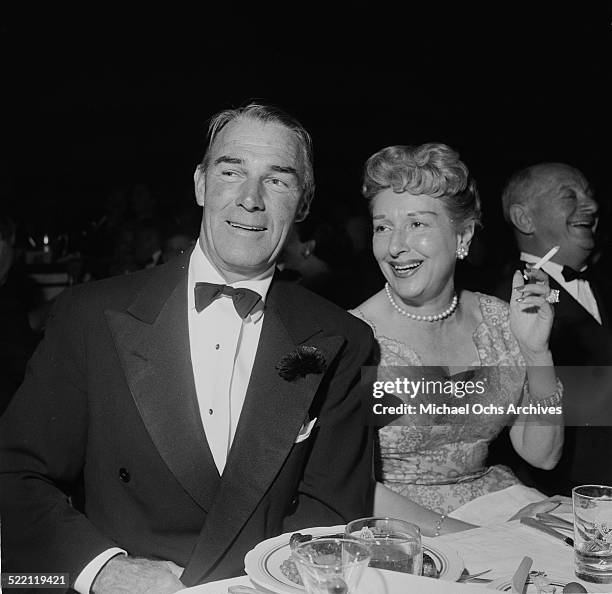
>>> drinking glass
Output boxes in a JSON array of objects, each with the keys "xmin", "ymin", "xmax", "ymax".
[
  {"xmin": 292, "ymin": 538, "xmax": 371, "ymax": 594},
  {"xmin": 344, "ymin": 517, "xmax": 423, "ymax": 575},
  {"xmin": 573, "ymin": 485, "xmax": 612, "ymax": 583}
]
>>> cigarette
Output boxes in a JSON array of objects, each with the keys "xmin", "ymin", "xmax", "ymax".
[{"xmin": 531, "ymin": 245, "xmax": 560, "ymax": 270}]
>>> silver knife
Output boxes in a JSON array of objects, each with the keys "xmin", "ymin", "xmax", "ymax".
[
  {"xmin": 511, "ymin": 555, "xmax": 533, "ymax": 593},
  {"xmin": 520, "ymin": 517, "xmax": 575, "ymax": 547},
  {"xmin": 536, "ymin": 511, "xmax": 574, "ymax": 529}
]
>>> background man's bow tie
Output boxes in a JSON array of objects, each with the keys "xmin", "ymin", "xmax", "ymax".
[
  {"xmin": 562, "ymin": 265, "xmax": 591, "ymax": 282},
  {"xmin": 194, "ymin": 282, "xmax": 262, "ymax": 318}
]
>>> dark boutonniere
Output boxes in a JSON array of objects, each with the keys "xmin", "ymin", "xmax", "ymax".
[{"xmin": 276, "ymin": 345, "xmax": 327, "ymax": 381}]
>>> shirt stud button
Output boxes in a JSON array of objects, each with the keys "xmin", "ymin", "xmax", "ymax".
[
  {"xmin": 209, "ymin": 409, "xmax": 213, "ymax": 415},
  {"xmin": 215, "ymin": 344, "xmax": 220, "ymax": 350},
  {"xmin": 119, "ymin": 468, "xmax": 131, "ymax": 483}
]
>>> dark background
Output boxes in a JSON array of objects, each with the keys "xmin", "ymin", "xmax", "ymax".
[{"xmin": 2, "ymin": 8, "xmax": 610, "ymax": 276}]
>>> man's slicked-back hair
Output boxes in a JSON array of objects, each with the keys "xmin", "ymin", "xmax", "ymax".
[{"xmin": 200, "ymin": 102, "xmax": 315, "ymax": 207}]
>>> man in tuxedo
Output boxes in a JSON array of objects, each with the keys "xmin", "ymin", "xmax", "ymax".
[
  {"xmin": 0, "ymin": 104, "xmax": 376, "ymax": 593},
  {"xmin": 493, "ymin": 162, "xmax": 612, "ymax": 494}
]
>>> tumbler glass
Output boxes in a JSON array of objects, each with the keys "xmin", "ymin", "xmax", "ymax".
[
  {"xmin": 292, "ymin": 538, "xmax": 371, "ymax": 594},
  {"xmin": 345, "ymin": 517, "xmax": 422, "ymax": 575},
  {"xmin": 573, "ymin": 484, "xmax": 612, "ymax": 583}
]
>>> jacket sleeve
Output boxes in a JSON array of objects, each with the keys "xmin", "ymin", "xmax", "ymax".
[
  {"xmin": 282, "ymin": 323, "xmax": 376, "ymax": 530},
  {"xmin": 0, "ymin": 289, "xmax": 120, "ymax": 588}
]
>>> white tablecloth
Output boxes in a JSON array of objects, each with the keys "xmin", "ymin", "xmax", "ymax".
[
  {"xmin": 177, "ymin": 520, "xmax": 612, "ymax": 593},
  {"xmin": 176, "ymin": 571, "xmax": 487, "ymax": 593}
]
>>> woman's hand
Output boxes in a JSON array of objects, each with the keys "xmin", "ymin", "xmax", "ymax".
[
  {"xmin": 508, "ymin": 495, "xmax": 572, "ymax": 521},
  {"xmin": 509, "ymin": 269, "xmax": 555, "ymax": 358}
]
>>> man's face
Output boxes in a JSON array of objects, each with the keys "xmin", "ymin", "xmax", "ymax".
[
  {"xmin": 194, "ymin": 117, "xmax": 308, "ymax": 281},
  {"xmin": 528, "ymin": 166, "xmax": 598, "ymax": 270}
]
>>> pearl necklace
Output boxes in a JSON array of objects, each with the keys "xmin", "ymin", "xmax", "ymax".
[{"xmin": 385, "ymin": 283, "xmax": 458, "ymax": 322}]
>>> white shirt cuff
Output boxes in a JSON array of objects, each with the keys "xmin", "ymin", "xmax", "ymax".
[{"xmin": 73, "ymin": 547, "xmax": 126, "ymax": 594}]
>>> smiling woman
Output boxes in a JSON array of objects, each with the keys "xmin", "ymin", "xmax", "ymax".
[
  {"xmin": 364, "ymin": 144, "xmax": 480, "ymax": 317},
  {"xmin": 350, "ymin": 142, "xmax": 565, "ymax": 537}
]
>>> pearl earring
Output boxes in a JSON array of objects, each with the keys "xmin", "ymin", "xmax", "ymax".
[{"xmin": 456, "ymin": 244, "xmax": 469, "ymax": 260}]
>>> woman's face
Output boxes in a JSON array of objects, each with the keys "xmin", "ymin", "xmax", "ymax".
[{"xmin": 371, "ymin": 188, "xmax": 470, "ymax": 304}]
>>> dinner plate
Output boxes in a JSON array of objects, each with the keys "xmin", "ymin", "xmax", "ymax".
[
  {"xmin": 244, "ymin": 524, "xmax": 465, "ymax": 594},
  {"xmin": 487, "ymin": 573, "xmax": 610, "ymax": 592}
]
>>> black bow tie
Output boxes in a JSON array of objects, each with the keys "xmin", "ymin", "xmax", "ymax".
[
  {"xmin": 562, "ymin": 265, "xmax": 591, "ymax": 283},
  {"xmin": 194, "ymin": 282, "xmax": 262, "ymax": 318}
]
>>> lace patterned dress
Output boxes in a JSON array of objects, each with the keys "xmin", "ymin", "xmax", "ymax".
[{"xmin": 352, "ymin": 293, "xmax": 527, "ymax": 514}]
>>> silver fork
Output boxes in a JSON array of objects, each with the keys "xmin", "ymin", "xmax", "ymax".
[{"xmin": 457, "ymin": 568, "xmax": 493, "ymax": 583}]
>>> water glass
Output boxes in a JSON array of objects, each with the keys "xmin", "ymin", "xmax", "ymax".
[
  {"xmin": 344, "ymin": 517, "xmax": 423, "ymax": 575},
  {"xmin": 292, "ymin": 538, "xmax": 371, "ymax": 594},
  {"xmin": 573, "ymin": 485, "xmax": 612, "ymax": 583}
]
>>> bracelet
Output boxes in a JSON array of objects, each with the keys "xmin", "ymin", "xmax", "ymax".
[
  {"xmin": 524, "ymin": 377, "xmax": 564, "ymax": 407},
  {"xmin": 534, "ymin": 389, "xmax": 562, "ymax": 407},
  {"xmin": 434, "ymin": 514, "xmax": 447, "ymax": 537}
]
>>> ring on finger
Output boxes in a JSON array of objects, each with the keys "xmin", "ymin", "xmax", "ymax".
[{"xmin": 545, "ymin": 289, "xmax": 560, "ymax": 304}]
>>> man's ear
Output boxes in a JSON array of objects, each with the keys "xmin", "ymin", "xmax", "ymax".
[
  {"xmin": 194, "ymin": 165, "xmax": 206, "ymax": 207},
  {"xmin": 508, "ymin": 203, "xmax": 534, "ymax": 234}
]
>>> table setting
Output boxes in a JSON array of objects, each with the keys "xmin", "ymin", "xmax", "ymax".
[{"xmin": 176, "ymin": 486, "xmax": 612, "ymax": 593}]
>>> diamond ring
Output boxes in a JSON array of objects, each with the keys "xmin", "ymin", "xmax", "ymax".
[{"xmin": 546, "ymin": 289, "xmax": 560, "ymax": 304}]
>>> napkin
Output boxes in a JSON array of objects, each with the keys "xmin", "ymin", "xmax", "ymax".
[
  {"xmin": 448, "ymin": 484, "xmax": 546, "ymax": 525},
  {"xmin": 436, "ymin": 520, "xmax": 574, "ymax": 575}
]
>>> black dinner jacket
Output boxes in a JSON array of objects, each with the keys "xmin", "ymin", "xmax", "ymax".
[
  {"xmin": 0, "ymin": 250, "xmax": 376, "ymax": 590},
  {"xmin": 492, "ymin": 260, "xmax": 612, "ymax": 493}
]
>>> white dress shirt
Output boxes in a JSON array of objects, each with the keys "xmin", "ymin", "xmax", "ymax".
[
  {"xmin": 188, "ymin": 242, "xmax": 273, "ymax": 474},
  {"xmin": 521, "ymin": 251, "xmax": 602, "ymax": 324},
  {"xmin": 74, "ymin": 244, "xmax": 273, "ymax": 593}
]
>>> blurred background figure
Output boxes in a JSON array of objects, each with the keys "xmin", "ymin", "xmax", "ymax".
[
  {"xmin": 129, "ymin": 183, "xmax": 159, "ymax": 223},
  {"xmin": 158, "ymin": 205, "xmax": 200, "ymax": 265},
  {"xmin": 88, "ymin": 184, "xmax": 166, "ymax": 277},
  {"xmin": 492, "ymin": 162, "xmax": 612, "ymax": 494},
  {"xmin": 279, "ymin": 214, "xmax": 357, "ymax": 308},
  {"xmin": 87, "ymin": 188, "xmax": 129, "ymax": 279},
  {"xmin": 133, "ymin": 219, "xmax": 163, "ymax": 269},
  {"xmin": 160, "ymin": 227, "xmax": 196, "ymax": 264},
  {"xmin": 343, "ymin": 206, "xmax": 385, "ymax": 306},
  {"xmin": 0, "ymin": 212, "xmax": 40, "ymax": 415}
]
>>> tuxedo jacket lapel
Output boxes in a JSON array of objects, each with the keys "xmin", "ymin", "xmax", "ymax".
[
  {"xmin": 106, "ymin": 254, "xmax": 221, "ymax": 511},
  {"xmin": 182, "ymin": 280, "xmax": 345, "ymax": 583},
  {"xmin": 588, "ymin": 271, "xmax": 612, "ymax": 327}
]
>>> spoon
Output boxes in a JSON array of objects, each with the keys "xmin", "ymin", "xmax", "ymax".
[{"xmin": 562, "ymin": 582, "xmax": 588, "ymax": 593}]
